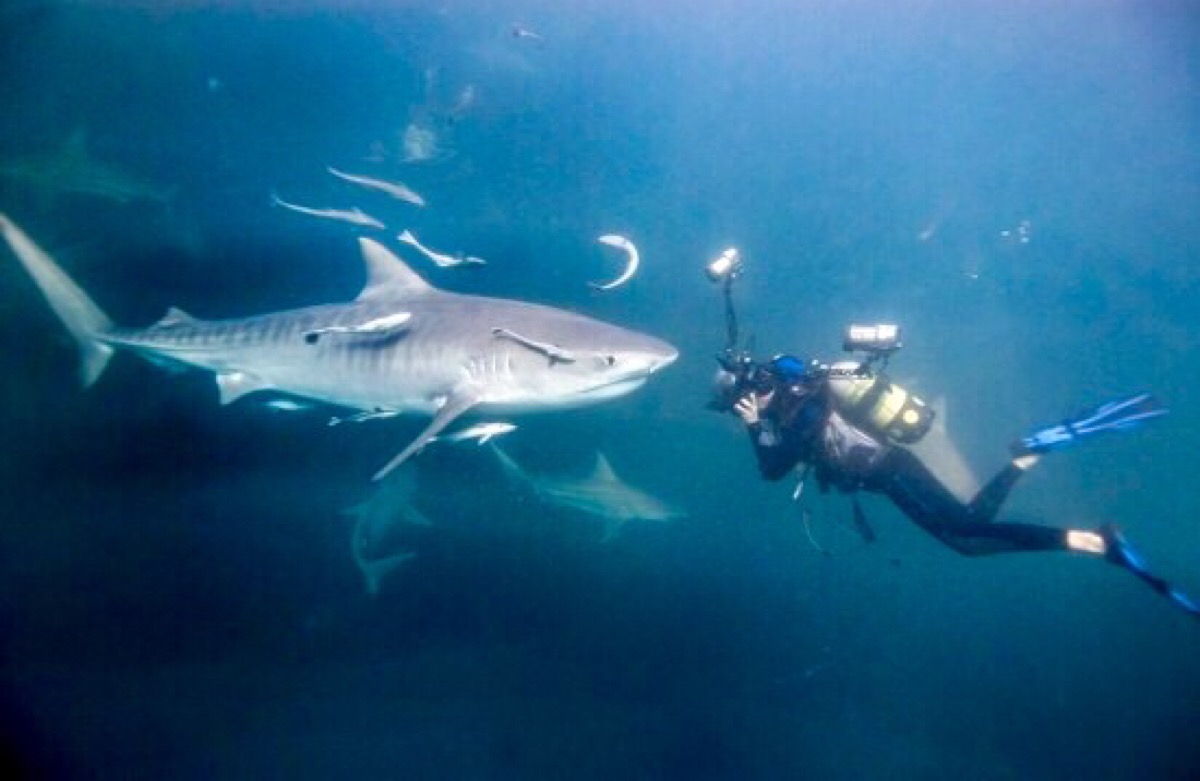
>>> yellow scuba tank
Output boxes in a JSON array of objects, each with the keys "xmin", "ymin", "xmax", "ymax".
[{"xmin": 826, "ymin": 361, "xmax": 934, "ymax": 444}]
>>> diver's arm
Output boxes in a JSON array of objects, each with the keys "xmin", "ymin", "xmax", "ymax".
[{"xmin": 735, "ymin": 396, "xmax": 797, "ymax": 480}]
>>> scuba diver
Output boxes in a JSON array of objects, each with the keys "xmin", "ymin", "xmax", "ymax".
[{"xmin": 703, "ymin": 250, "xmax": 1198, "ymax": 619}]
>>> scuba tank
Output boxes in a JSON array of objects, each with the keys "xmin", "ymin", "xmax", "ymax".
[{"xmin": 826, "ymin": 361, "xmax": 935, "ymax": 444}]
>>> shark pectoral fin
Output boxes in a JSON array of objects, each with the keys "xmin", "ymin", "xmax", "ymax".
[
  {"xmin": 216, "ymin": 371, "xmax": 273, "ymax": 405},
  {"xmin": 372, "ymin": 390, "xmax": 479, "ymax": 481}
]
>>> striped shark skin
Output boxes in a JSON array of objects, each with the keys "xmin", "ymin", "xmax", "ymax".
[{"xmin": 0, "ymin": 215, "xmax": 677, "ymax": 479}]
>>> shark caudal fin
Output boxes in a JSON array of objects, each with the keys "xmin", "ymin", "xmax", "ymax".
[{"xmin": 0, "ymin": 214, "xmax": 114, "ymax": 386}]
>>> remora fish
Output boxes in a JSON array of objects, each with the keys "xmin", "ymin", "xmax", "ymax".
[
  {"xmin": 397, "ymin": 229, "xmax": 486, "ymax": 268},
  {"xmin": 0, "ymin": 131, "xmax": 173, "ymax": 205},
  {"xmin": 431, "ymin": 421, "xmax": 517, "ymax": 446},
  {"xmin": 0, "ymin": 215, "xmax": 677, "ymax": 481},
  {"xmin": 590, "ymin": 234, "xmax": 640, "ymax": 291},
  {"xmin": 270, "ymin": 193, "xmax": 385, "ymax": 230},
  {"xmin": 327, "ymin": 167, "xmax": 426, "ymax": 207},
  {"xmin": 491, "ymin": 445, "xmax": 685, "ymax": 542},
  {"xmin": 511, "ymin": 24, "xmax": 544, "ymax": 42}
]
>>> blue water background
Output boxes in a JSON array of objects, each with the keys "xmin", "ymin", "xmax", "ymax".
[{"xmin": 1, "ymin": 1, "xmax": 1198, "ymax": 777}]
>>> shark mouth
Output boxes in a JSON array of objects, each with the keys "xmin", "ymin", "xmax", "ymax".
[{"xmin": 579, "ymin": 376, "xmax": 647, "ymax": 399}]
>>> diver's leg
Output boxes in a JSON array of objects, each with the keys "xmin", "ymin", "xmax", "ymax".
[
  {"xmin": 964, "ymin": 455, "xmax": 1039, "ymax": 523},
  {"xmin": 868, "ymin": 448, "xmax": 1069, "ymax": 556},
  {"xmin": 929, "ymin": 520, "xmax": 1070, "ymax": 556},
  {"xmin": 866, "ymin": 448, "xmax": 972, "ymax": 538},
  {"xmin": 900, "ymin": 518, "xmax": 1200, "ymax": 622},
  {"xmin": 866, "ymin": 450, "xmax": 1199, "ymax": 617}
]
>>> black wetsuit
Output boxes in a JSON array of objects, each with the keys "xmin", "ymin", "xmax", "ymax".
[{"xmin": 747, "ymin": 377, "xmax": 1070, "ymax": 556}]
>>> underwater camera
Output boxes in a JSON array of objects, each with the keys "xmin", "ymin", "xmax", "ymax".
[
  {"xmin": 707, "ymin": 349, "xmax": 772, "ymax": 412},
  {"xmin": 843, "ymin": 324, "xmax": 902, "ymax": 355}
]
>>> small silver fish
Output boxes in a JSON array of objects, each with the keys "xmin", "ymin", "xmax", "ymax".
[
  {"xmin": 271, "ymin": 193, "xmax": 385, "ymax": 229},
  {"xmin": 327, "ymin": 167, "xmax": 426, "ymax": 207},
  {"xmin": 397, "ymin": 229, "xmax": 486, "ymax": 268},
  {"xmin": 512, "ymin": 24, "xmax": 544, "ymax": 41},
  {"xmin": 432, "ymin": 421, "xmax": 517, "ymax": 446}
]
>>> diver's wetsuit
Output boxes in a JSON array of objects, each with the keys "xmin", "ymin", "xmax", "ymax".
[{"xmin": 747, "ymin": 378, "xmax": 1068, "ymax": 556}]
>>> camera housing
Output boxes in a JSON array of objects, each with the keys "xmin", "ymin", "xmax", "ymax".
[{"xmin": 708, "ymin": 349, "xmax": 770, "ymax": 411}]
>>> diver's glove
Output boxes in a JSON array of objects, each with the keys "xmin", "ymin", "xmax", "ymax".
[{"xmin": 1011, "ymin": 392, "xmax": 1168, "ymax": 456}]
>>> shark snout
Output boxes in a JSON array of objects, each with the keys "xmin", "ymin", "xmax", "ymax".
[{"xmin": 648, "ymin": 341, "xmax": 679, "ymax": 373}]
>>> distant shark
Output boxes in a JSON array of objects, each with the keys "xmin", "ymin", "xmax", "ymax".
[
  {"xmin": 344, "ymin": 466, "xmax": 430, "ymax": 595},
  {"xmin": 491, "ymin": 445, "xmax": 685, "ymax": 541},
  {"xmin": 0, "ymin": 215, "xmax": 677, "ymax": 479},
  {"xmin": 0, "ymin": 131, "xmax": 173, "ymax": 205}
]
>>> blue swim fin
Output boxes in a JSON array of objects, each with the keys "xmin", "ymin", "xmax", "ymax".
[
  {"xmin": 1012, "ymin": 393, "xmax": 1168, "ymax": 456},
  {"xmin": 1100, "ymin": 525, "xmax": 1200, "ymax": 620}
]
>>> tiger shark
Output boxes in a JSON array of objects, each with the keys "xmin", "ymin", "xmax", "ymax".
[
  {"xmin": 491, "ymin": 445, "xmax": 685, "ymax": 541},
  {"xmin": 0, "ymin": 132, "xmax": 173, "ymax": 205},
  {"xmin": 0, "ymin": 215, "xmax": 677, "ymax": 479}
]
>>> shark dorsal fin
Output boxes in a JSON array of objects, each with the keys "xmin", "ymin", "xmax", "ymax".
[
  {"xmin": 356, "ymin": 238, "xmax": 435, "ymax": 302},
  {"xmin": 156, "ymin": 306, "xmax": 197, "ymax": 327},
  {"xmin": 591, "ymin": 452, "xmax": 618, "ymax": 483}
]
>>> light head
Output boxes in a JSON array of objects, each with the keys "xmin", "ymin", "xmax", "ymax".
[
  {"xmin": 704, "ymin": 247, "xmax": 742, "ymax": 284},
  {"xmin": 843, "ymin": 324, "xmax": 902, "ymax": 355}
]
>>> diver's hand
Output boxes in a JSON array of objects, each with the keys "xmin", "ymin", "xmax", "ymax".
[{"xmin": 734, "ymin": 394, "xmax": 760, "ymax": 426}]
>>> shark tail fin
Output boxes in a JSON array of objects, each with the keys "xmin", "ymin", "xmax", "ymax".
[
  {"xmin": 360, "ymin": 551, "xmax": 416, "ymax": 596},
  {"xmin": 0, "ymin": 215, "xmax": 114, "ymax": 386}
]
